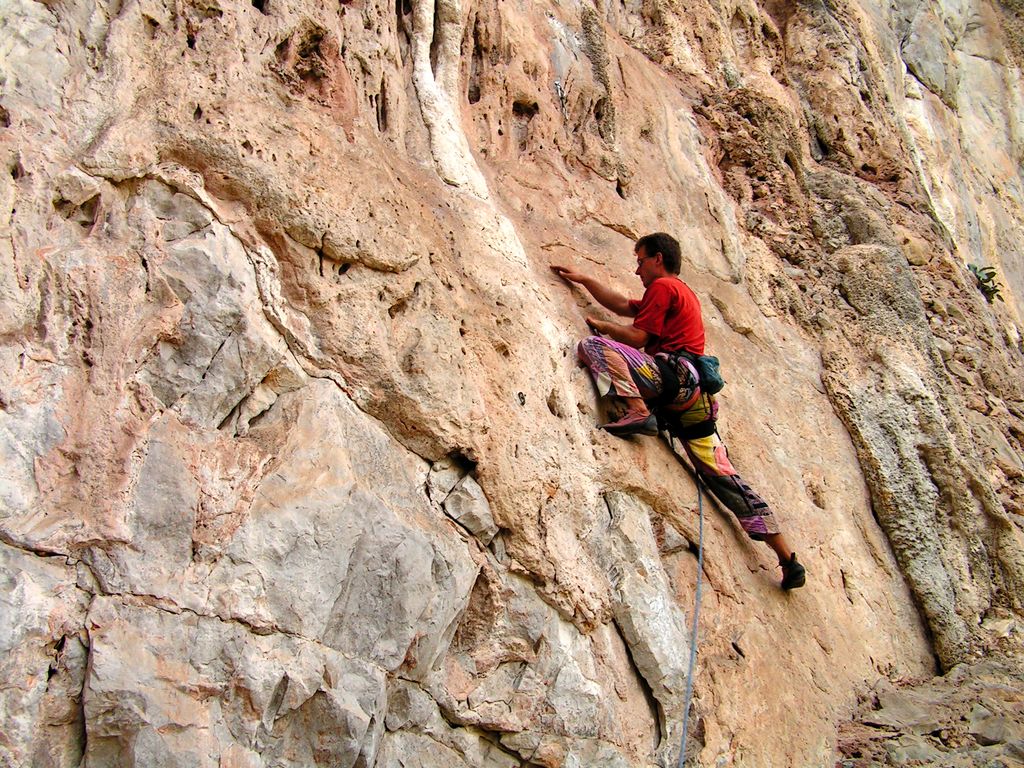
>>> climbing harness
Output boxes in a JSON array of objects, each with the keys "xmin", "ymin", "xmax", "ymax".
[
  {"xmin": 651, "ymin": 349, "xmax": 725, "ymax": 408},
  {"xmin": 650, "ymin": 353, "xmax": 721, "ymax": 442},
  {"xmin": 677, "ymin": 475, "xmax": 704, "ymax": 768}
]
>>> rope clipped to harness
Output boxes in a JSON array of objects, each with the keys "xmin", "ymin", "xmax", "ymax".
[
  {"xmin": 654, "ymin": 356, "xmax": 713, "ymax": 765},
  {"xmin": 676, "ymin": 476, "xmax": 704, "ymax": 768}
]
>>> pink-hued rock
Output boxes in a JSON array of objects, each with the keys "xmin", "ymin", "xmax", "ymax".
[{"xmin": 1, "ymin": 0, "xmax": 1023, "ymax": 765}]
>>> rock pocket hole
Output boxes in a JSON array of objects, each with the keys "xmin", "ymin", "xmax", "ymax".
[
  {"xmin": 54, "ymin": 194, "xmax": 100, "ymax": 228},
  {"xmin": 388, "ymin": 296, "xmax": 408, "ymax": 318},
  {"xmin": 297, "ymin": 28, "xmax": 325, "ymax": 60},
  {"xmin": 46, "ymin": 635, "xmax": 68, "ymax": 680},
  {"xmin": 512, "ymin": 98, "xmax": 539, "ymax": 116},
  {"xmin": 811, "ymin": 125, "xmax": 832, "ymax": 159},
  {"xmin": 388, "ymin": 281, "xmax": 420, "ymax": 317},
  {"xmin": 252, "ymin": 0, "xmax": 270, "ymax": 13},
  {"xmin": 0, "ymin": 105, "xmax": 9, "ymax": 128},
  {"xmin": 274, "ymin": 37, "xmax": 290, "ymax": 63},
  {"xmin": 275, "ymin": 25, "xmax": 328, "ymax": 83},
  {"xmin": 395, "ymin": 0, "xmax": 412, "ymax": 62},
  {"xmin": 318, "ymin": 251, "xmax": 352, "ymax": 280},
  {"xmin": 290, "ymin": 26, "xmax": 330, "ymax": 88},
  {"xmin": 194, "ymin": 3, "xmax": 223, "ymax": 20},
  {"xmin": 373, "ymin": 78, "xmax": 389, "ymax": 133},
  {"xmin": 449, "ymin": 450, "xmax": 477, "ymax": 475},
  {"xmin": 144, "ymin": 16, "xmax": 160, "ymax": 38},
  {"xmin": 193, "ymin": 104, "xmax": 203, "ymax": 120},
  {"xmin": 869, "ymin": 503, "xmax": 880, "ymax": 526},
  {"xmin": 840, "ymin": 569, "xmax": 854, "ymax": 605},
  {"xmin": 512, "ymin": 100, "xmax": 538, "ymax": 153},
  {"xmin": 731, "ymin": 641, "xmax": 746, "ymax": 658},
  {"xmin": 546, "ymin": 389, "xmax": 563, "ymax": 418},
  {"xmin": 593, "ymin": 96, "xmax": 615, "ymax": 142},
  {"xmin": 467, "ymin": 19, "xmax": 484, "ymax": 104},
  {"xmin": 379, "ymin": 79, "xmax": 389, "ymax": 132}
]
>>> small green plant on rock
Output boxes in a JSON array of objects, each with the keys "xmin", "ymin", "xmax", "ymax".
[{"xmin": 968, "ymin": 264, "xmax": 1005, "ymax": 303}]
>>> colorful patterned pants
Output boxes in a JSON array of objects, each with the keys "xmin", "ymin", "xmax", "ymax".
[{"xmin": 577, "ymin": 335, "xmax": 780, "ymax": 540}]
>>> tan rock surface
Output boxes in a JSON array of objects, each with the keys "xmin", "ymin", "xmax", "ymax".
[{"xmin": 1, "ymin": 0, "xmax": 1022, "ymax": 766}]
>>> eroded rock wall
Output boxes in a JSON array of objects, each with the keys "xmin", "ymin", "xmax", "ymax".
[{"xmin": 1, "ymin": 0, "xmax": 1022, "ymax": 766}]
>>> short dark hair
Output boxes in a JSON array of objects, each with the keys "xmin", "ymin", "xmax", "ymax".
[{"xmin": 635, "ymin": 232, "xmax": 681, "ymax": 274}]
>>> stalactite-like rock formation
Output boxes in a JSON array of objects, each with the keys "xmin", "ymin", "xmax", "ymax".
[{"xmin": 1, "ymin": 1, "xmax": 1022, "ymax": 766}]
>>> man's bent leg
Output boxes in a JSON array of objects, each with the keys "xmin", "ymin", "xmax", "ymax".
[
  {"xmin": 577, "ymin": 336, "xmax": 663, "ymax": 435},
  {"xmin": 577, "ymin": 336, "xmax": 662, "ymax": 401}
]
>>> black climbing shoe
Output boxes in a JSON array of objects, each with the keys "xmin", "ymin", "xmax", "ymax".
[
  {"xmin": 781, "ymin": 553, "xmax": 806, "ymax": 591},
  {"xmin": 602, "ymin": 412, "xmax": 659, "ymax": 437}
]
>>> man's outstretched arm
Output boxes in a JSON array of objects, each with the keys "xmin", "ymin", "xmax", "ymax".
[{"xmin": 550, "ymin": 265, "xmax": 637, "ymax": 317}]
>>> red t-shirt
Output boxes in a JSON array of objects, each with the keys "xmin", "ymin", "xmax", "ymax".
[{"xmin": 628, "ymin": 277, "xmax": 705, "ymax": 356}]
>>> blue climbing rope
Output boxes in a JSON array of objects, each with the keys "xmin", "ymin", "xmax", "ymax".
[{"xmin": 676, "ymin": 478, "xmax": 704, "ymax": 768}]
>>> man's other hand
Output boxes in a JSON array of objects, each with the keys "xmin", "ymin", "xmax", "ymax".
[{"xmin": 550, "ymin": 264, "xmax": 588, "ymax": 284}]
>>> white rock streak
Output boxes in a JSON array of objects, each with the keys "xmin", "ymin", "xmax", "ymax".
[{"xmin": 410, "ymin": 0, "xmax": 490, "ymax": 196}]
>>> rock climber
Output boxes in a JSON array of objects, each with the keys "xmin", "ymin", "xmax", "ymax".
[{"xmin": 552, "ymin": 232, "xmax": 806, "ymax": 590}]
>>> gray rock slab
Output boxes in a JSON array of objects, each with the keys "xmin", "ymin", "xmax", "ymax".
[
  {"xmin": 0, "ymin": 542, "xmax": 90, "ymax": 768},
  {"xmin": 885, "ymin": 734, "xmax": 948, "ymax": 764},
  {"xmin": 383, "ymin": 680, "xmax": 520, "ymax": 768},
  {"xmin": 602, "ymin": 492, "xmax": 690, "ymax": 707},
  {"xmin": 204, "ymin": 381, "xmax": 479, "ymax": 678},
  {"xmin": 83, "ymin": 597, "xmax": 387, "ymax": 768},
  {"xmin": 970, "ymin": 703, "xmax": 1024, "ymax": 746},
  {"xmin": 427, "ymin": 456, "xmax": 465, "ymax": 502},
  {"xmin": 443, "ymin": 475, "xmax": 499, "ymax": 544},
  {"xmin": 864, "ymin": 689, "xmax": 947, "ymax": 734},
  {"xmin": 902, "ymin": 7, "xmax": 959, "ymax": 106},
  {"xmin": 132, "ymin": 181, "xmax": 289, "ymax": 429}
]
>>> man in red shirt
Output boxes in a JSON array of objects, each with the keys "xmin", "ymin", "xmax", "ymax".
[{"xmin": 552, "ymin": 232, "xmax": 806, "ymax": 590}]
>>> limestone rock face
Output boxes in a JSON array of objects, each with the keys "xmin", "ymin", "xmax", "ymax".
[{"xmin": 1, "ymin": 0, "xmax": 1023, "ymax": 766}]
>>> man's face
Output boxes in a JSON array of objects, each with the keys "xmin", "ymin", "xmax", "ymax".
[{"xmin": 634, "ymin": 245, "xmax": 660, "ymax": 288}]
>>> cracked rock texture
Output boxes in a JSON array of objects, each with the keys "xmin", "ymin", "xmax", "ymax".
[
  {"xmin": 837, "ymin": 624, "xmax": 1024, "ymax": 767},
  {"xmin": 1, "ymin": 0, "xmax": 1023, "ymax": 766}
]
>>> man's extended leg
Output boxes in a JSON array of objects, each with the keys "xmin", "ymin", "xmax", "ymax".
[
  {"xmin": 684, "ymin": 438, "xmax": 781, "ymax": 540},
  {"xmin": 682, "ymin": 433, "xmax": 805, "ymax": 589}
]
